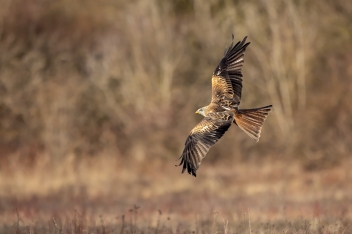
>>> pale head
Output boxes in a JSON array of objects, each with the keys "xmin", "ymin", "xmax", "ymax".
[{"xmin": 195, "ymin": 106, "xmax": 207, "ymax": 116}]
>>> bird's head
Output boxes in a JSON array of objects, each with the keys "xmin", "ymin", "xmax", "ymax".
[{"xmin": 195, "ymin": 107, "xmax": 207, "ymax": 116}]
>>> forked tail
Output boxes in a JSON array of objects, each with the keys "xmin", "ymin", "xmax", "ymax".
[{"xmin": 233, "ymin": 105, "xmax": 272, "ymax": 142}]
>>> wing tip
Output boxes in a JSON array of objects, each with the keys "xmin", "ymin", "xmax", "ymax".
[
  {"xmin": 231, "ymin": 34, "xmax": 247, "ymax": 41},
  {"xmin": 182, "ymin": 168, "xmax": 196, "ymax": 177},
  {"xmin": 180, "ymin": 166, "xmax": 197, "ymax": 177},
  {"xmin": 176, "ymin": 155, "xmax": 197, "ymax": 177}
]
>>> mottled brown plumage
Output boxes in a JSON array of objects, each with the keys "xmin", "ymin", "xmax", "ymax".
[
  {"xmin": 211, "ymin": 35, "xmax": 249, "ymax": 109},
  {"xmin": 177, "ymin": 35, "xmax": 272, "ymax": 177}
]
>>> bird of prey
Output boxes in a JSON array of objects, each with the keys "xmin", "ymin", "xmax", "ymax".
[{"xmin": 176, "ymin": 35, "xmax": 272, "ymax": 177}]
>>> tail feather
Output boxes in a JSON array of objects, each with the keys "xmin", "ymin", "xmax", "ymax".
[{"xmin": 233, "ymin": 105, "xmax": 272, "ymax": 142}]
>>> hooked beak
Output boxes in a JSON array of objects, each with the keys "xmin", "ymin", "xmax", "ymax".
[{"xmin": 195, "ymin": 110, "xmax": 199, "ymax": 114}]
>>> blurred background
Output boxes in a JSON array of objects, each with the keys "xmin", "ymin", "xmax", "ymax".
[{"xmin": 0, "ymin": 0, "xmax": 352, "ymax": 230}]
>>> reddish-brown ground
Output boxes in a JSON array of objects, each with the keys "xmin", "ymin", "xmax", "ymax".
[{"xmin": 1, "ymin": 156, "xmax": 352, "ymax": 233}]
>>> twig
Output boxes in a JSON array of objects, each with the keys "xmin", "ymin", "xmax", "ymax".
[
  {"xmin": 120, "ymin": 215, "xmax": 125, "ymax": 234},
  {"xmin": 247, "ymin": 208, "xmax": 251, "ymax": 234},
  {"xmin": 52, "ymin": 217, "xmax": 62, "ymax": 234}
]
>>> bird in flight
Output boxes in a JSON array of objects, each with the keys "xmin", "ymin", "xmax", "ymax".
[{"xmin": 176, "ymin": 35, "xmax": 272, "ymax": 177}]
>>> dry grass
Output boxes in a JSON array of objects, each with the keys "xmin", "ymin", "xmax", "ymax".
[
  {"xmin": 1, "ymin": 157, "xmax": 352, "ymax": 233},
  {"xmin": 5, "ymin": 212, "xmax": 352, "ymax": 234}
]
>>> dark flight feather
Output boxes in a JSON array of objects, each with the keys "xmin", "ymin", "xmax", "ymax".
[
  {"xmin": 212, "ymin": 36, "xmax": 250, "ymax": 106},
  {"xmin": 177, "ymin": 117, "xmax": 232, "ymax": 177}
]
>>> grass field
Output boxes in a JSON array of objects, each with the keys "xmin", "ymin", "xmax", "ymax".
[{"xmin": 1, "ymin": 157, "xmax": 352, "ymax": 233}]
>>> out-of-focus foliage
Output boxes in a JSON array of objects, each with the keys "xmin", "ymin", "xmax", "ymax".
[{"xmin": 0, "ymin": 0, "xmax": 351, "ymax": 168}]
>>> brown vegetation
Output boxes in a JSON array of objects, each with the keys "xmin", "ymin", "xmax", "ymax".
[
  {"xmin": 0, "ymin": 0, "xmax": 352, "ymax": 231},
  {"xmin": 1, "ymin": 0, "xmax": 351, "ymax": 165}
]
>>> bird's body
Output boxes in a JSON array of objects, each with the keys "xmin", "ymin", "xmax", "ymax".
[{"xmin": 177, "ymin": 35, "xmax": 273, "ymax": 177}]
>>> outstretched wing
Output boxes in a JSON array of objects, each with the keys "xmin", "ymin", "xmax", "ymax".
[
  {"xmin": 177, "ymin": 116, "xmax": 232, "ymax": 177},
  {"xmin": 212, "ymin": 36, "xmax": 250, "ymax": 107}
]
